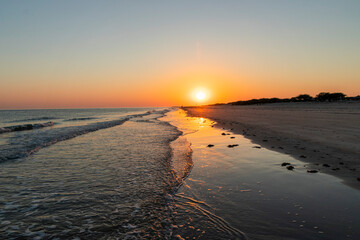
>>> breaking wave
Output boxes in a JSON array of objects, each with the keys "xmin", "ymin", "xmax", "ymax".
[
  {"xmin": 8, "ymin": 116, "xmax": 59, "ymax": 122},
  {"xmin": 64, "ymin": 117, "xmax": 98, "ymax": 121},
  {"xmin": 0, "ymin": 121, "xmax": 55, "ymax": 134},
  {"xmin": 0, "ymin": 111, "xmax": 157, "ymax": 162}
]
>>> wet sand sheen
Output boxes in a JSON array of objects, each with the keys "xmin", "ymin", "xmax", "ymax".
[
  {"xmin": 164, "ymin": 109, "xmax": 360, "ymax": 240},
  {"xmin": 183, "ymin": 102, "xmax": 360, "ymax": 189}
]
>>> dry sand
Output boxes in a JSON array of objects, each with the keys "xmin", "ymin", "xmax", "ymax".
[{"xmin": 183, "ymin": 101, "xmax": 360, "ymax": 189}]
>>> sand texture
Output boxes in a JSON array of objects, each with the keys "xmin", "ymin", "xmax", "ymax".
[{"xmin": 184, "ymin": 102, "xmax": 360, "ymax": 189}]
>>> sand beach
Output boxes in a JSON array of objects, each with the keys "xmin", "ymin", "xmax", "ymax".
[{"xmin": 184, "ymin": 101, "xmax": 360, "ymax": 189}]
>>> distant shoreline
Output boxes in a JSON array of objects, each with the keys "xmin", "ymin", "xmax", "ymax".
[{"xmin": 183, "ymin": 101, "xmax": 360, "ymax": 190}]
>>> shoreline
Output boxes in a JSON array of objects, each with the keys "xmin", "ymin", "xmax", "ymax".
[
  {"xmin": 183, "ymin": 102, "xmax": 360, "ymax": 190},
  {"xmin": 165, "ymin": 108, "xmax": 360, "ymax": 239}
]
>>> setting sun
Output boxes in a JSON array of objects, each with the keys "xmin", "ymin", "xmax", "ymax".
[
  {"xmin": 196, "ymin": 91, "xmax": 206, "ymax": 100},
  {"xmin": 191, "ymin": 88, "xmax": 210, "ymax": 103}
]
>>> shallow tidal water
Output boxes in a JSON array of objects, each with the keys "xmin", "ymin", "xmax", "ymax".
[
  {"xmin": 0, "ymin": 109, "xmax": 189, "ymax": 239},
  {"xmin": 163, "ymin": 109, "xmax": 360, "ymax": 240}
]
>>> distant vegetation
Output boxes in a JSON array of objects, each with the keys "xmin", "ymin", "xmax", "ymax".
[{"xmin": 226, "ymin": 92, "xmax": 359, "ymax": 106}]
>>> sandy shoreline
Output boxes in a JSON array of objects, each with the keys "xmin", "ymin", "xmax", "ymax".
[{"xmin": 183, "ymin": 102, "xmax": 360, "ymax": 190}]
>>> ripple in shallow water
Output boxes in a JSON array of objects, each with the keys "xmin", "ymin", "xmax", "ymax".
[{"xmin": 0, "ymin": 111, "xmax": 193, "ymax": 239}]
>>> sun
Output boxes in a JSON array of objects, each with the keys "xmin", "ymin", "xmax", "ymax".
[
  {"xmin": 196, "ymin": 91, "xmax": 206, "ymax": 100},
  {"xmin": 191, "ymin": 87, "xmax": 210, "ymax": 103}
]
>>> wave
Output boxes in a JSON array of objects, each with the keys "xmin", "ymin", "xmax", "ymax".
[
  {"xmin": 64, "ymin": 117, "xmax": 97, "ymax": 121},
  {"xmin": 8, "ymin": 117, "xmax": 59, "ymax": 122},
  {"xmin": 0, "ymin": 122, "xmax": 55, "ymax": 134},
  {"xmin": 0, "ymin": 110, "xmax": 161, "ymax": 162}
]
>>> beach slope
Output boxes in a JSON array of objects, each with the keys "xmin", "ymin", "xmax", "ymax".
[{"xmin": 184, "ymin": 102, "xmax": 360, "ymax": 189}]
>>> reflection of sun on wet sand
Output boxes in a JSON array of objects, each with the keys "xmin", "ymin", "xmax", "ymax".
[{"xmin": 183, "ymin": 101, "xmax": 360, "ymax": 189}]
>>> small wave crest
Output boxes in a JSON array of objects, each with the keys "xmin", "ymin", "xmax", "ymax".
[
  {"xmin": 63, "ymin": 117, "xmax": 97, "ymax": 121},
  {"xmin": 8, "ymin": 117, "xmax": 58, "ymax": 123},
  {"xmin": 0, "ymin": 122, "xmax": 55, "ymax": 134},
  {"xmin": 0, "ymin": 111, "xmax": 158, "ymax": 162}
]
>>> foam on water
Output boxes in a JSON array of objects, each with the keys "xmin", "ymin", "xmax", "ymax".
[{"xmin": 0, "ymin": 111, "xmax": 155, "ymax": 162}]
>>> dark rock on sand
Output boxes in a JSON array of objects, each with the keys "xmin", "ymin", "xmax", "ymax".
[
  {"xmin": 287, "ymin": 166, "xmax": 294, "ymax": 170},
  {"xmin": 323, "ymin": 164, "xmax": 330, "ymax": 167},
  {"xmin": 332, "ymin": 168, "xmax": 340, "ymax": 171},
  {"xmin": 282, "ymin": 162, "xmax": 291, "ymax": 166},
  {"xmin": 221, "ymin": 133, "xmax": 226, "ymax": 135},
  {"xmin": 339, "ymin": 162, "xmax": 344, "ymax": 165},
  {"xmin": 307, "ymin": 170, "xmax": 318, "ymax": 173},
  {"xmin": 253, "ymin": 146, "xmax": 261, "ymax": 149},
  {"xmin": 227, "ymin": 144, "xmax": 239, "ymax": 148},
  {"xmin": 300, "ymin": 155, "xmax": 307, "ymax": 158},
  {"xmin": 207, "ymin": 144, "xmax": 214, "ymax": 148},
  {"xmin": 230, "ymin": 137, "xmax": 235, "ymax": 139}
]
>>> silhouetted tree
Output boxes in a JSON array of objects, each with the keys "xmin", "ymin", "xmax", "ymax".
[
  {"xmin": 316, "ymin": 92, "xmax": 346, "ymax": 101},
  {"xmin": 329, "ymin": 92, "xmax": 346, "ymax": 101},
  {"xmin": 316, "ymin": 92, "xmax": 330, "ymax": 101},
  {"xmin": 295, "ymin": 94, "xmax": 313, "ymax": 101}
]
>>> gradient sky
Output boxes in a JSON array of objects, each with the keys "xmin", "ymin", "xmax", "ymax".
[{"xmin": 1, "ymin": 0, "xmax": 360, "ymax": 109}]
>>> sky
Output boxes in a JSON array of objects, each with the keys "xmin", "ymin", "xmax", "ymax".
[{"xmin": 1, "ymin": 0, "xmax": 359, "ymax": 109}]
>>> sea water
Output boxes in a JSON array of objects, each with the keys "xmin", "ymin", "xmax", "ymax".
[{"xmin": 0, "ymin": 108, "xmax": 192, "ymax": 239}]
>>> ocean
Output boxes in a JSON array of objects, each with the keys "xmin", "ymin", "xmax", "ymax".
[{"xmin": 0, "ymin": 108, "xmax": 192, "ymax": 239}]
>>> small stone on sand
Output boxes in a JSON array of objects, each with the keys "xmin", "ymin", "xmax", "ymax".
[
  {"xmin": 287, "ymin": 166, "xmax": 294, "ymax": 170},
  {"xmin": 227, "ymin": 144, "xmax": 239, "ymax": 148}
]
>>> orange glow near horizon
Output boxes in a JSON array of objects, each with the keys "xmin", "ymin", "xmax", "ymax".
[{"xmin": 1, "ymin": 59, "xmax": 359, "ymax": 109}]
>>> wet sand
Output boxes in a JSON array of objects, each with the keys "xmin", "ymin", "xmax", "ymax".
[
  {"xmin": 183, "ymin": 102, "xmax": 360, "ymax": 189},
  {"xmin": 164, "ymin": 109, "xmax": 360, "ymax": 240}
]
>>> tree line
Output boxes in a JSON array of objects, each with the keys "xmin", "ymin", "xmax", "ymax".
[{"xmin": 228, "ymin": 92, "xmax": 359, "ymax": 106}]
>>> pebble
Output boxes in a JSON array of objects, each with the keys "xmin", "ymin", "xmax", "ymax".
[
  {"xmin": 227, "ymin": 144, "xmax": 239, "ymax": 148},
  {"xmin": 287, "ymin": 166, "xmax": 295, "ymax": 170}
]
